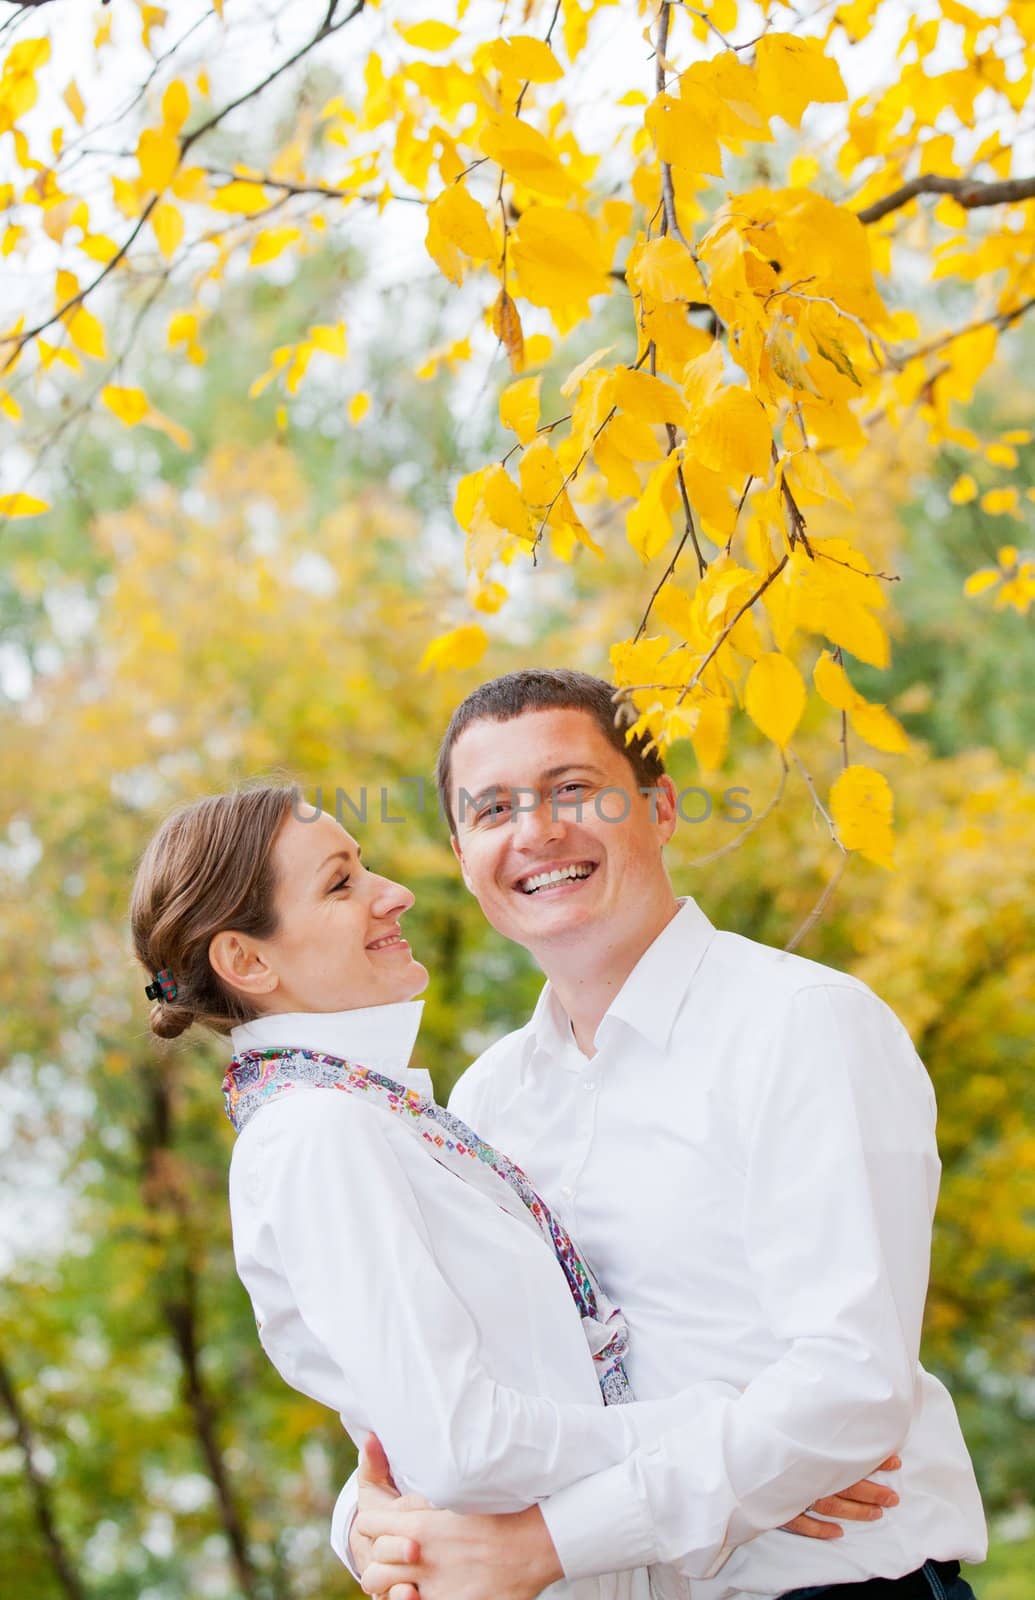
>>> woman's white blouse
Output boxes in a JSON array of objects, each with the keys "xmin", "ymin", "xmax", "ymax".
[{"xmin": 227, "ymin": 1005, "xmax": 675, "ymax": 1600}]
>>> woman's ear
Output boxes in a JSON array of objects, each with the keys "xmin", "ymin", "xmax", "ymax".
[{"xmin": 208, "ymin": 930, "xmax": 279, "ymax": 1002}]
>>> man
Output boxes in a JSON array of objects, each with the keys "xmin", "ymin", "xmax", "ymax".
[{"xmin": 339, "ymin": 669, "xmax": 985, "ymax": 1600}]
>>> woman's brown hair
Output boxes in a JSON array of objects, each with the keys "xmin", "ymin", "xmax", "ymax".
[{"xmin": 130, "ymin": 783, "xmax": 299, "ymax": 1041}]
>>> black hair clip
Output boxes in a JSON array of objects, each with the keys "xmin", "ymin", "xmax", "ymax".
[{"xmin": 145, "ymin": 969, "xmax": 178, "ymax": 1002}]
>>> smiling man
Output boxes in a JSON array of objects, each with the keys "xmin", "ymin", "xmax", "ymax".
[{"xmin": 339, "ymin": 668, "xmax": 985, "ymax": 1600}]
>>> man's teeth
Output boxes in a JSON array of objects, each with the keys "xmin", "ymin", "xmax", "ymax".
[{"xmin": 520, "ymin": 864, "xmax": 594, "ymax": 894}]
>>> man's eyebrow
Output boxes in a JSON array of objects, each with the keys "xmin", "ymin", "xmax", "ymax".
[
  {"xmin": 317, "ymin": 846, "xmax": 361, "ymax": 875},
  {"xmin": 467, "ymin": 765, "xmax": 604, "ymax": 801}
]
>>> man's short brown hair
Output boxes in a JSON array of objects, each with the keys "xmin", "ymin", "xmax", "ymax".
[{"xmin": 435, "ymin": 668, "xmax": 666, "ymax": 834}]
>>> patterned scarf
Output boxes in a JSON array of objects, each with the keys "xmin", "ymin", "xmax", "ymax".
[{"xmin": 224, "ymin": 1045, "xmax": 632, "ymax": 1404}]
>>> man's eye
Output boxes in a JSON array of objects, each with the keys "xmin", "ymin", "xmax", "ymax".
[
  {"xmin": 329, "ymin": 876, "xmax": 351, "ymax": 893},
  {"xmin": 557, "ymin": 783, "xmax": 587, "ymax": 798},
  {"xmin": 477, "ymin": 802, "xmax": 510, "ymax": 823}
]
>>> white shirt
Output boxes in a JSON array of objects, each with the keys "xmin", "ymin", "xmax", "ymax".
[
  {"xmin": 442, "ymin": 898, "xmax": 987, "ymax": 1598},
  {"xmin": 227, "ymin": 1005, "xmax": 688, "ymax": 1600}
]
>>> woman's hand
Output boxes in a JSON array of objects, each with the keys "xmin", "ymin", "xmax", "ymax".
[{"xmin": 780, "ymin": 1455, "xmax": 902, "ymax": 1539}]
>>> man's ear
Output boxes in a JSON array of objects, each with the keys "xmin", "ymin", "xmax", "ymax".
[
  {"xmin": 208, "ymin": 930, "xmax": 279, "ymax": 1002},
  {"xmin": 450, "ymin": 833, "xmax": 474, "ymax": 893},
  {"xmin": 655, "ymin": 774, "xmax": 679, "ymax": 845}
]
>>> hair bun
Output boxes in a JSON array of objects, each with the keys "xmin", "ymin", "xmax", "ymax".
[{"xmin": 150, "ymin": 1000, "xmax": 195, "ymax": 1041}]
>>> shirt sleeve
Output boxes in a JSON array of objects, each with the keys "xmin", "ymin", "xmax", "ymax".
[
  {"xmin": 233, "ymin": 1089, "xmax": 682, "ymax": 1517},
  {"xmin": 538, "ymin": 982, "xmax": 940, "ymax": 1580}
]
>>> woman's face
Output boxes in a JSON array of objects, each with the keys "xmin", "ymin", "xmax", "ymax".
[{"xmin": 252, "ymin": 809, "xmax": 428, "ymax": 1014}]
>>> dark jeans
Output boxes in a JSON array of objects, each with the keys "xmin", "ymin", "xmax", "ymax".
[{"xmin": 781, "ymin": 1558, "xmax": 977, "ymax": 1600}]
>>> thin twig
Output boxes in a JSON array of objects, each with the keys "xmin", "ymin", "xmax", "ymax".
[
  {"xmin": 784, "ymin": 854, "xmax": 849, "ymax": 952},
  {"xmin": 674, "ymin": 554, "xmax": 789, "ymax": 705},
  {"xmin": 682, "ymin": 755, "xmax": 787, "ymax": 866},
  {"xmin": 857, "ymin": 172, "xmax": 1035, "ymax": 226}
]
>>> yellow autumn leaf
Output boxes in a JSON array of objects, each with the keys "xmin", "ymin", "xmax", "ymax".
[
  {"xmin": 812, "ymin": 649, "xmax": 858, "ymax": 711},
  {"xmin": 66, "ymin": 306, "xmax": 106, "ymax": 359},
  {"xmin": 613, "ymin": 366, "xmax": 689, "ymax": 428},
  {"xmin": 745, "ymin": 653, "xmax": 807, "ymax": 748},
  {"xmin": 631, "ymin": 237, "xmax": 706, "ymax": 303},
  {"xmin": 519, "ymin": 437, "xmax": 565, "ymax": 504},
  {"xmin": 626, "ymin": 454, "xmax": 680, "ymax": 562},
  {"xmin": 348, "ymin": 392, "xmax": 369, "ymax": 424},
  {"xmin": 308, "ymin": 322, "xmax": 347, "ymax": 357},
  {"xmin": 755, "ymin": 35, "xmax": 847, "ymax": 128},
  {"xmin": 492, "ymin": 289, "xmax": 525, "ymax": 372},
  {"xmin": 499, "ymin": 375, "xmax": 541, "ymax": 445},
  {"xmin": 981, "ymin": 487, "xmax": 1019, "ymax": 516},
  {"xmin": 162, "ymin": 80, "xmax": 190, "ymax": 134},
  {"xmin": 479, "ymin": 114, "xmax": 573, "ymax": 200},
  {"xmin": 80, "ymin": 234, "xmax": 119, "ymax": 263},
  {"xmin": 137, "ymin": 126, "xmax": 179, "ymax": 192},
  {"xmin": 101, "ymin": 386, "xmax": 149, "ymax": 426},
  {"xmin": 249, "ymin": 225, "xmax": 302, "ymax": 266},
  {"xmin": 489, "ymin": 35, "xmax": 563, "ymax": 83},
  {"xmin": 509, "ymin": 206, "xmax": 612, "ymax": 311},
  {"xmin": 396, "ymin": 21, "xmax": 461, "ymax": 51},
  {"xmin": 689, "ymin": 387, "xmax": 772, "ymax": 478},
  {"xmin": 483, "ymin": 465, "xmax": 530, "ymax": 537},
  {"xmin": 211, "ymin": 180, "xmax": 269, "ymax": 214},
  {"xmin": 63, "ymin": 79, "xmax": 85, "ymax": 126},
  {"xmin": 560, "ymin": 345, "xmax": 615, "ymax": 398},
  {"xmin": 830, "ymin": 764, "xmax": 895, "ymax": 868},
  {"xmin": 419, "ymin": 623, "xmax": 489, "ymax": 673},
  {"xmin": 949, "ymin": 473, "xmax": 978, "ymax": 505},
  {"xmin": 0, "ymin": 493, "xmax": 49, "ymax": 518},
  {"xmin": 151, "ymin": 201, "xmax": 183, "ymax": 259},
  {"xmin": 0, "ymin": 392, "xmax": 21, "ymax": 422},
  {"xmin": 847, "ymin": 700, "xmax": 910, "ymax": 754},
  {"xmin": 963, "ymin": 568, "xmax": 1000, "ymax": 596},
  {"xmin": 426, "ymin": 185, "xmax": 495, "ymax": 285}
]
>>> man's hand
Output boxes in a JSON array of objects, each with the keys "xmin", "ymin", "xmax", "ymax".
[
  {"xmin": 780, "ymin": 1455, "xmax": 902, "ymax": 1540},
  {"xmin": 355, "ymin": 1501, "xmax": 561, "ymax": 1600},
  {"xmin": 349, "ymin": 1434, "xmax": 427, "ymax": 1600}
]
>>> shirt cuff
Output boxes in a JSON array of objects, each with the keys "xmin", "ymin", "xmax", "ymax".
[
  {"xmin": 330, "ymin": 1481, "xmax": 361, "ymax": 1578},
  {"xmin": 539, "ymin": 1460, "xmax": 655, "ymax": 1579}
]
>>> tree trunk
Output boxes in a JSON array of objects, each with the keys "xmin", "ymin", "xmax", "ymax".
[{"xmin": 0, "ymin": 1348, "xmax": 87, "ymax": 1600}]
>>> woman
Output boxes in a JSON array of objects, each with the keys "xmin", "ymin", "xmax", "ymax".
[{"xmin": 130, "ymin": 784, "xmax": 894, "ymax": 1598}]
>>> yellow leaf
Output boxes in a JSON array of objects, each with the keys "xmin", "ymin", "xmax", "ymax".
[
  {"xmin": 249, "ymin": 225, "xmax": 301, "ymax": 265},
  {"xmin": 613, "ymin": 366, "xmax": 689, "ymax": 428},
  {"xmin": 167, "ymin": 310, "xmax": 198, "ymax": 347},
  {"xmin": 308, "ymin": 322, "xmax": 348, "ymax": 357},
  {"xmin": 63, "ymin": 79, "xmax": 85, "ymax": 126},
  {"xmin": 426, "ymin": 184, "xmax": 495, "ymax": 285},
  {"xmin": 510, "ymin": 206, "xmax": 612, "ymax": 314},
  {"xmin": 645, "ymin": 93, "xmax": 722, "ymax": 178},
  {"xmin": 626, "ymin": 454, "xmax": 680, "ymax": 562},
  {"xmin": 101, "ymin": 385, "xmax": 149, "ymax": 426},
  {"xmin": 479, "ymin": 114, "xmax": 574, "ymax": 200},
  {"xmin": 690, "ymin": 387, "xmax": 771, "ymax": 478},
  {"xmin": 963, "ymin": 569, "xmax": 999, "ymax": 596},
  {"xmin": 755, "ymin": 35, "xmax": 847, "ymax": 128},
  {"xmin": 348, "ymin": 391, "xmax": 370, "ymax": 424},
  {"xmin": 980, "ymin": 487, "xmax": 1019, "ymax": 515},
  {"xmin": 80, "ymin": 233, "xmax": 119, "ymax": 263},
  {"xmin": 491, "ymin": 289, "xmax": 525, "ymax": 372},
  {"xmin": 500, "ymin": 375, "xmax": 541, "ymax": 445},
  {"xmin": 985, "ymin": 442, "xmax": 1017, "ymax": 468},
  {"xmin": 396, "ymin": 21, "xmax": 461, "ymax": 51},
  {"xmin": 0, "ymin": 493, "xmax": 48, "ymax": 518},
  {"xmin": 631, "ymin": 236, "xmax": 706, "ymax": 303},
  {"xmin": 2, "ymin": 224, "xmax": 24, "ymax": 256},
  {"xmin": 489, "ymin": 35, "xmax": 563, "ymax": 83},
  {"xmin": 66, "ymin": 306, "xmax": 106, "ymax": 359},
  {"xmin": 137, "ymin": 127, "xmax": 179, "ymax": 192},
  {"xmin": 997, "ymin": 545, "xmax": 1018, "ymax": 567},
  {"xmin": 0, "ymin": 392, "xmax": 20, "ymax": 422},
  {"xmin": 847, "ymin": 700, "xmax": 910, "ymax": 754},
  {"xmin": 782, "ymin": 450, "xmax": 850, "ymax": 507},
  {"xmin": 483, "ymin": 465, "xmax": 530, "ymax": 537},
  {"xmin": 162, "ymin": 80, "xmax": 190, "ymax": 134},
  {"xmin": 560, "ymin": 344, "xmax": 615, "ymax": 399},
  {"xmin": 830, "ymin": 764, "xmax": 894, "ymax": 868},
  {"xmin": 470, "ymin": 579, "xmax": 508, "ymax": 613},
  {"xmin": 419, "ymin": 624, "xmax": 489, "ymax": 672},
  {"xmin": 949, "ymin": 473, "xmax": 978, "ymax": 505},
  {"xmin": 151, "ymin": 201, "xmax": 183, "ymax": 259},
  {"xmin": 813, "ymin": 649, "xmax": 858, "ymax": 711},
  {"xmin": 519, "ymin": 437, "xmax": 565, "ymax": 504},
  {"xmin": 212, "ymin": 180, "xmax": 269, "ymax": 214},
  {"xmin": 744, "ymin": 653, "xmax": 806, "ymax": 748}
]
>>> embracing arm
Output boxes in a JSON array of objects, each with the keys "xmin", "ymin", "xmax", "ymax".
[{"xmin": 241, "ymin": 1091, "xmax": 716, "ymax": 1516}]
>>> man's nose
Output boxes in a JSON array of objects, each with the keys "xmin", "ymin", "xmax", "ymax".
[{"xmin": 511, "ymin": 790, "xmax": 566, "ymax": 848}]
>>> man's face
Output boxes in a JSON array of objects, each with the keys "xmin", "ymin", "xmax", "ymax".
[{"xmin": 449, "ymin": 707, "xmax": 677, "ymax": 955}]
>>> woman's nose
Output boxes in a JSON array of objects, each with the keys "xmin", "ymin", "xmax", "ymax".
[{"xmin": 371, "ymin": 877, "xmax": 414, "ymax": 915}]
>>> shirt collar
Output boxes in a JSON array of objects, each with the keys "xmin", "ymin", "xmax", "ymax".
[
  {"xmin": 528, "ymin": 897, "xmax": 715, "ymax": 1059},
  {"xmin": 230, "ymin": 1000, "xmax": 428, "ymax": 1089}
]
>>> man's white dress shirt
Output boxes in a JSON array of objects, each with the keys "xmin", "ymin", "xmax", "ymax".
[
  {"xmin": 435, "ymin": 898, "xmax": 987, "ymax": 1598},
  {"xmin": 227, "ymin": 1005, "xmax": 696, "ymax": 1600}
]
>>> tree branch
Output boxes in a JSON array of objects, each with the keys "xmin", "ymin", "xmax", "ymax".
[
  {"xmin": 0, "ymin": 1349, "xmax": 86, "ymax": 1600},
  {"xmin": 858, "ymin": 172, "xmax": 1035, "ymax": 225}
]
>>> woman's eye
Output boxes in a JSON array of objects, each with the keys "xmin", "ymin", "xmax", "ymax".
[{"xmin": 329, "ymin": 877, "xmax": 351, "ymax": 893}]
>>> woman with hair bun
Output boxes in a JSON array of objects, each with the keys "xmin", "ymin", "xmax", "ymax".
[{"xmin": 130, "ymin": 784, "xmax": 881, "ymax": 1598}]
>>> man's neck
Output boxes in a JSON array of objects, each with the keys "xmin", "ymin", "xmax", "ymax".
[{"xmin": 539, "ymin": 896, "xmax": 681, "ymax": 1057}]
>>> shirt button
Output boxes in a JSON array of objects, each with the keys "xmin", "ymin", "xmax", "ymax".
[{"xmin": 561, "ymin": 1185, "xmax": 573, "ymax": 1198}]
